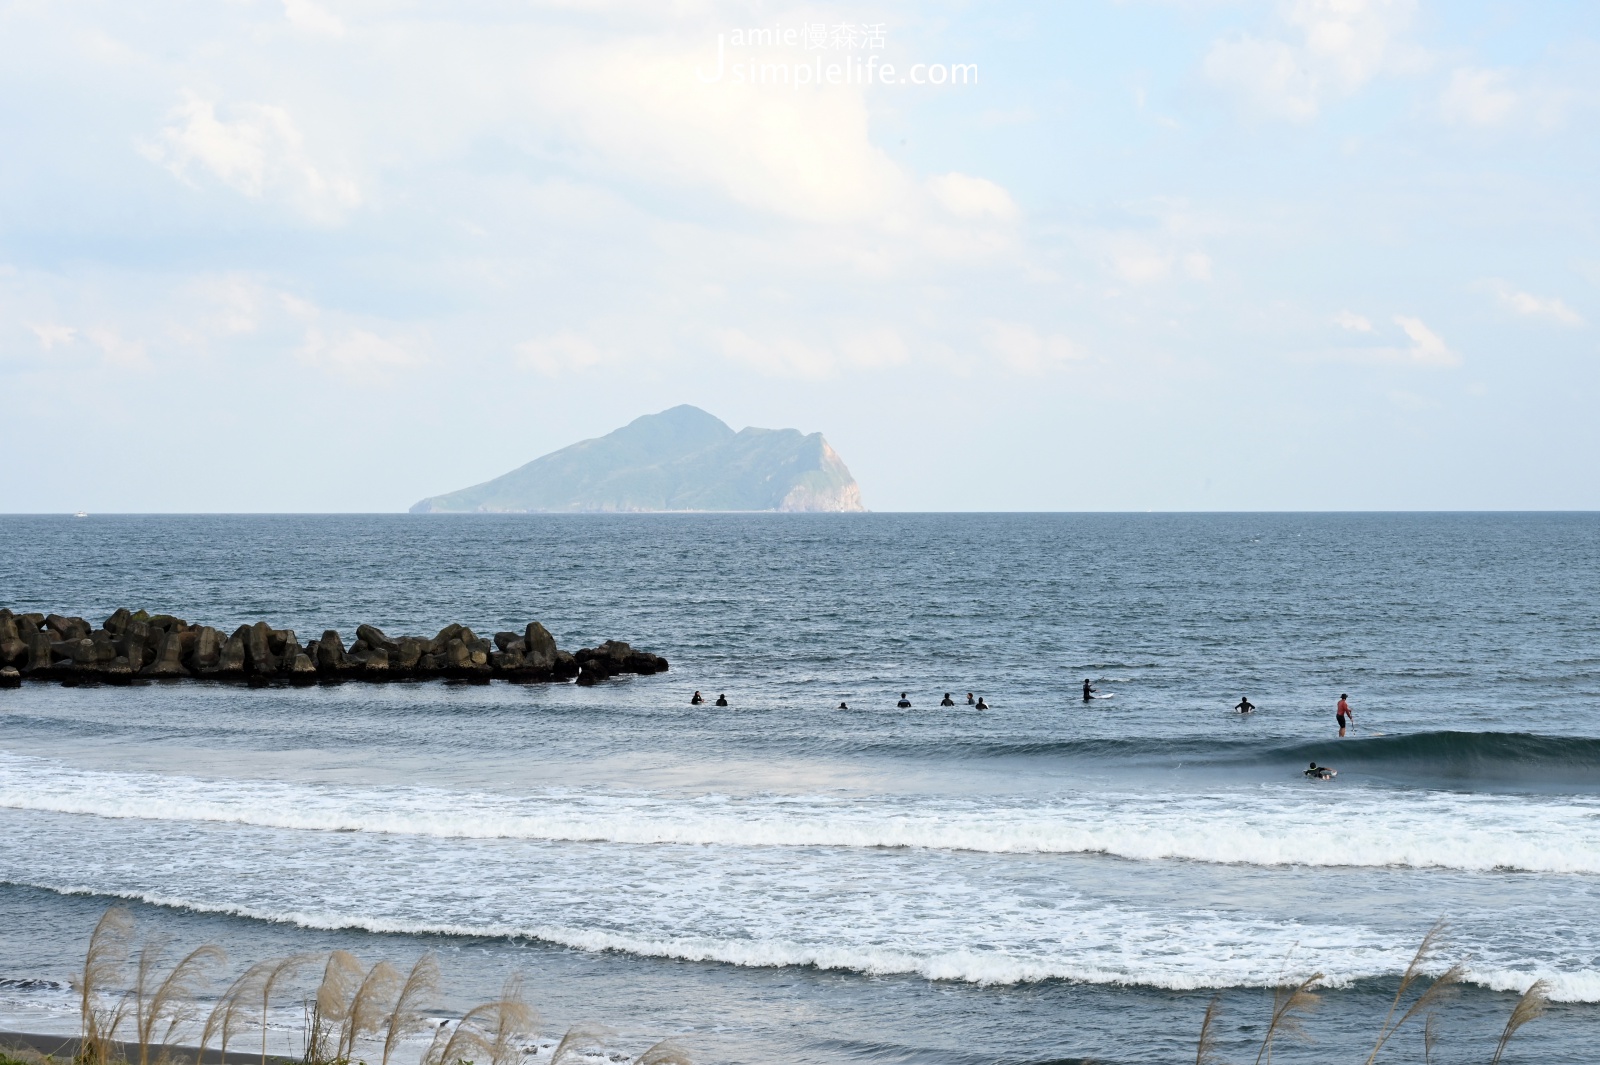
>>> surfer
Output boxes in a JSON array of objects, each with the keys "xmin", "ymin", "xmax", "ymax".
[
  {"xmin": 1082, "ymin": 679, "xmax": 1095, "ymax": 702},
  {"xmin": 690, "ymin": 690, "xmax": 704, "ymax": 705},
  {"xmin": 1235, "ymin": 696, "xmax": 1255, "ymax": 714},
  {"xmin": 1337, "ymin": 693, "xmax": 1353, "ymax": 736},
  {"xmin": 897, "ymin": 692, "xmax": 912, "ymax": 708},
  {"xmin": 715, "ymin": 693, "xmax": 729, "ymax": 707},
  {"xmin": 1304, "ymin": 761, "xmax": 1335, "ymax": 780},
  {"xmin": 940, "ymin": 692, "xmax": 955, "ymax": 707},
  {"xmin": 976, "ymin": 697, "xmax": 989, "ymax": 710},
  {"xmin": 838, "ymin": 701, "xmax": 849, "ymax": 710},
  {"xmin": 966, "ymin": 692, "xmax": 975, "ymax": 705}
]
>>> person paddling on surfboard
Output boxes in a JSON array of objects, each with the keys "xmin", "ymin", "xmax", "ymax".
[
  {"xmin": 1337, "ymin": 693, "xmax": 1353, "ymax": 736},
  {"xmin": 1235, "ymin": 696, "xmax": 1255, "ymax": 714},
  {"xmin": 1083, "ymin": 679, "xmax": 1095, "ymax": 702},
  {"xmin": 1304, "ymin": 761, "xmax": 1335, "ymax": 780}
]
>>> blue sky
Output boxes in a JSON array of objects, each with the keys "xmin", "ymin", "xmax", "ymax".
[{"xmin": 1, "ymin": 0, "xmax": 1596, "ymax": 511}]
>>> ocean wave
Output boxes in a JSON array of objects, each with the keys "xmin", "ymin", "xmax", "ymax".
[
  {"xmin": 3, "ymin": 750, "xmax": 1599, "ymax": 873},
  {"xmin": 854, "ymin": 729, "xmax": 1600, "ymax": 780},
  {"xmin": 12, "ymin": 881, "xmax": 1597, "ymax": 1001}
]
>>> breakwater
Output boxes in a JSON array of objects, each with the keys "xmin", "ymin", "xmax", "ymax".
[{"xmin": 0, "ymin": 607, "xmax": 666, "ymax": 688}]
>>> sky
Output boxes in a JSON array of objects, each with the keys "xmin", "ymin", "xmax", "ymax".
[{"xmin": 1, "ymin": 0, "xmax": 1597, "ymax": 512}]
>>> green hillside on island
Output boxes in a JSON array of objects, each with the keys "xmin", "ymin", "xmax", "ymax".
[{"xmin": 410, "ymin": 405, "xmax": 866, "ymax": 513}]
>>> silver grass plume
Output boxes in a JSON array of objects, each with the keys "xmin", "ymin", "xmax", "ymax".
[
  {"xmin": 1252, "ymin": 973, "xmax": 1321, "ymax": 1065},
  {"xmin": 306, "ymin": 951, "xmax": 363, "ymax": 1065},
  {"xmin": 550, "ymin": 1024, "xmax": 612, "ymax": 1065},
  {"xmin": 258, "ymin": 955, "xmax": 317, "ymax": 1065},
  {"xmin": 131, "ymin": 941, "xmax": 225, "ymax": 1065},
  {"xmin": 381, "ymin": 955, "xmax": 440, "ymax": 1065},
  {"xmin": 1362, "ymin": 921, "xmax": 1463, "ymax": 1065},
  {"xmin": 633, "ymin": 1039, "xmax": 693, "ymax": 1065},
  {"xmin": 337, "ymin": 961, "xmax": 399, "ymax": 1063},
  {"xmin": 74, "ymin": 907, "xmax": 134, "ymax": 1065},
  {"xmin": 1490, "ymin": 979, "xmax": 1550, "ymax": 1065}
]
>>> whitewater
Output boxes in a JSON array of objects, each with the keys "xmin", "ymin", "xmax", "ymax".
[{"xmin": 2, "ymin": 512, "xmax": 1598, "ymax": 1064}]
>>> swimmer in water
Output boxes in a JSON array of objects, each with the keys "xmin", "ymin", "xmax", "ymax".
[
  {"xmin": 1235, "ymin": 696, "xmax": 1255, "ymax": 714},
  {"xmin": 690, "ymin": 690, "xmax": 704, "ymax": 705},
  {"xmin": 715, "ymin": 693, "xmax": 728, "ymax": 707},
  {"xmin": 940, "ymin": 692, "xmax": 955, "ymax": 707},
  {"xmin": 975, "ymin": 697, "xmax": 989, "ymax": 710},
  {"xmin": 966, "ymin": 692, "xmax": 975, "ymax": 705},
  {"xmin": 1083, "ymin": 679, "xmax": 1096, "ymax": 701},
  {"xmin": 897, "ymin": 692, "xmax": 912, "ymax": 708},
  {"xmin": 838, "ymin": 701, "xmax": 849, "ymax": 710},
  {"xmin": 1304, "ymin": 761, "xmax": 1335, "ymax": 780}
]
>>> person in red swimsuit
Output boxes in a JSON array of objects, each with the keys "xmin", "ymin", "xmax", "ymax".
[{"xmin": 1337, "ymin": 693, "xmax": 1353, "ymax": 736}]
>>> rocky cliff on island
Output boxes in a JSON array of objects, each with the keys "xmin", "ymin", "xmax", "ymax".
[
  {"xmin": 410, "ymin": 404, "xmax": 866, "ymax": 513},
  {"xmin": 0, "ymin": 607, "xmax": 666, "ymax": 688}
]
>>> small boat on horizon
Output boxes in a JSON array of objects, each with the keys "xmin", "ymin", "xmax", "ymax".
[{"xmin": 73, "ymin": 511, "xmax": 88, "ymax": 518}]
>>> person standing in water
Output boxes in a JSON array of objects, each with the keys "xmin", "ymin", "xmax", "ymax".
[
  {"xmin": 690, "ymin": 691, "xmax": 704, "ymax": 705},
  {"xmin": 897, "ymin": 692, "xmax": 912, "ymax": 708},
  {"xmin": 1336, "ymin": 693, "xmax": 1353, "ymax": 736},
  {"xmin": 966, "ymin": 692, "xmax": 975, "ymax": 705},
  {"xmin": 1235, "ymin": 696, "xmax": 1255, "ymax": 714},
  {"xmin": 715, "ymin": 693, "xmax": 729, "ymax": 707},
  {"xmin": 940, "ymin": 692, "xmax": 955, "ymax": 707},
  {"xmin": 1082, "ymin": 679, "xmax": 1096, "ymax": 702}
]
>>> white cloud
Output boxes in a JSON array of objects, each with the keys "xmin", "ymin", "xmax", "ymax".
[
  {"xmin": 1204, "ymin": 0, "xmax": 1417, "ymax": 121},
  {"xmin": 1310, "ymin": 312, "xmax": 1459, "ymax": 368},
  {"xmin": 982, "ymin": 323, "xmax": 1084, "ymax": 374},
  {"xmin": 1392, "ymin": 314, "xmax": 1458, "ymax": 367},
  {"xmin": 516, "ymin": 331, "xmax": 614, "ymax": 375},
  {"xmin": 927, "ymin": 173, "xmax": 1019, "ymax": 221},
  {"xmin": 283, "ymin": 0, "xmax": 344, "ymax": 37},
  {"xmin": 530, "ymin": 38, "xmax": 907, "ymax": 226},
  {"xmin": 296, "ymin": 327, "xmax": 421, "ymax": 373},
  {"xmin": 1485, "ymin": 280, "xmax": 1584, "ymax": 326},
  {"xmin": 718, "ymin": 328, "xmax": 835, "ymax": 379},
  {"xmin": 29, "ymin": 323, "xmax": 77, "ymax": 349},
  {"xmin": 85, "ymin": 328, "xmax": 149, "ymax": 369},
  {"xmin": 1440, "ymin": 68, "xmax": 1517, "ymax": 126},
  {"xmin": 144, "ymin": 95, "xmax": 360, "ymax": 221},
  {"xmin": 716, "ymin": 326, "xmax": 910, "ymax": 379},
  {"xmin": 1182, "ymin": 252, "xmax": 1213, "ymax": 281},
  {"xmin": 1103, "ymin": 238, "xmax": 1214, "ymax": 286},
  {"xmin": 1110, "ymin": 239, "xmax": 1175, "ymax": 284}
]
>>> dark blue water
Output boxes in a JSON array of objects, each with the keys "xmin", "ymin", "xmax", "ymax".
[{"xmin": 1, "ymin": 513, "xmax": 1597, "ymax": 1063}]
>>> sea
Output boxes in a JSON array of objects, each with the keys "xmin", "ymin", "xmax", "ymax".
[{"xmin": 0, "ymin": 513, "xmax": 1597, "ymax": 1064}]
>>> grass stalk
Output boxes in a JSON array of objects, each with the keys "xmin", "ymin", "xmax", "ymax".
[
  {"xmin": 1362, "ymin": 921, "xmax": 1463, "ymax": 1065},
  {"xmin": 1490, "ymin": 979, "xmax": 1549, "ymax": 1065},
  {"xmin": 74, "ymin": 907, "xmax": 134, "ymax": 1065},
  {"xmin": 1251, "ymin": 972, "xmax": 1321, "ymax": 1065},
  {"xmin": 380, "ymin": 955, "xmax": 440, "ymax": 1065}
]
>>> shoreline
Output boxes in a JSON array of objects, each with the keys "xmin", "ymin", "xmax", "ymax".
[{"xmin": 0, "ymin": 1031, "xmax": 294, "ymax": 1065}]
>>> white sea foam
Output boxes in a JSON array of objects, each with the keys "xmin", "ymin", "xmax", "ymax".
[
  {"xmin": 10, "ymin": 877, "xmax": 1597, "ymax": 1002},
  {"xmin": 3, "ymin": 750, "xmax": 1599, "ymax": 873}
]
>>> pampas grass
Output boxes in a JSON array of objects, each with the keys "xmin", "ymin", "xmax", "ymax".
[
  {"xmin": 1251, "ymin": 972, "xmax": 1321, "ymax": 1065},
  {"xmin": 381, "ymin": 956, "xmax": 440, "ymax": 1065},
  {"xmin": 71, "ymin": 908, "xmax": 691, "ymax": 1065},
  {"xmin": 129, "ymin": 940, "xmax": 225, "ymax": 1065},
  {"xmin": 1195, "ymin": 925, "xmax": 1550, "ymax": 1065},
  {"xmin": 1490, "ymin": 979, "xmax": 1549, "ymax": 1065},
  {"xmin": 1361, "ymin": 921, "xmax": 1462, "ymax": 1065},
  {"xmin": 74, "ymin": 907, "xmax": 134, "ymax": 1065},
  {"xmin": 338, "ymin": 962, "xmax": 398, "ymax": 1064}
]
